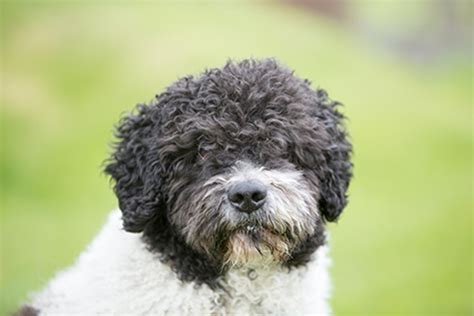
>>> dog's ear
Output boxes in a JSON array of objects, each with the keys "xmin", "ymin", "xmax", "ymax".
[
  {"xmin": 105, "ymin": 103, "xmax": 163, "ymax": 232},
  {"xmin": 314, "ymin": 90, "xmax": 353, "ymax": 222}
]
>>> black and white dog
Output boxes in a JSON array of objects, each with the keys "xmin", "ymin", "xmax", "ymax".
[{"xmin": 20, "ymin": 59, "xmax": 352, "ymax": 315}]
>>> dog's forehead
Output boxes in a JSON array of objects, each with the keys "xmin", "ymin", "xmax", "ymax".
[
  {"xmin": 159, "ymin": 87, "xmax": 316, "ymax": 147},
  {"xmin": 158, "ymin": 104, "xmax": 321, "ymax": 174},
  {"xmin": 160, "ymin": 61, "xmax": 315, "ymax": 132},
  {"xmin": 155, "ymin": 61, "xmax": 333, "ymax": 174}
]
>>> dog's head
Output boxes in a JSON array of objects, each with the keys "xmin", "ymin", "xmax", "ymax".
[{"xmin": 105, "ymin": 59, "xmax": 352, "ymax": 271}]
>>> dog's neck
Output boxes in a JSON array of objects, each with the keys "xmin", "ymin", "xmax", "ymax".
[
  {"xmin": 212, "ymin": 247, "xmax": 331, "ymax": 314},
  {"xmin": 216, "ymin": 265, "xmax": 293, "ymax": 312}
]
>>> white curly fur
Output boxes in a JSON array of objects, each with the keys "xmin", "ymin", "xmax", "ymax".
[{"xmin": 28, "ymin": 210, "xmax": 331, "ymax": 315}]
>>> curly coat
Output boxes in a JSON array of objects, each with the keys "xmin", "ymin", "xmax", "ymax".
[
  {"xmin": 19, "ymin": 58, "xmax": 352, "ymax": 315},
  {"xmin": 105, "ymin": 58, "xmax": 352, "ymax": 286}
]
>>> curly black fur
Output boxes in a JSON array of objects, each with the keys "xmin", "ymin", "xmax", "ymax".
[
  {"xmin": 105, "ymin": 58, "xmax": 352, "ymax": 286},
  {"xmin": 141, "ymin": 203, "xmax": 223, "ymax": 288}
]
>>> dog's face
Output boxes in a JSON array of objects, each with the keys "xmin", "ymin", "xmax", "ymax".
[
  {"xmin": 105, "ymin": 59, "xmax": 352, "ymax": 273},
  {"xmin": 174, "ymin": 160, "xmax": 319, "ymax": 268}
]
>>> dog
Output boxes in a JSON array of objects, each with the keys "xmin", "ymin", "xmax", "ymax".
[{"xmin": 17, "ymin": 59, "xmax": 352, "ymax": 315}]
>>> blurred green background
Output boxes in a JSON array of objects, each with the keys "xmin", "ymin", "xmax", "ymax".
[{"xmin": 1, "ymin": 0, "xmax": 472, "ymax": 315}]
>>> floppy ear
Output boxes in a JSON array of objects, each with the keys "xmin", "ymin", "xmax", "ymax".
[
  {"xmin": 315, "ymin": 90, "xmax": 353, "ymax": 222},
  {"xmin": 105, "ymin": 103, "xmax": 163, "ymax": 232}
]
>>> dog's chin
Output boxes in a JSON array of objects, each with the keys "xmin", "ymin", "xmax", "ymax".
[{"xmin": 223, "ymin": 226, "xmax": 290, "ymax": 269}]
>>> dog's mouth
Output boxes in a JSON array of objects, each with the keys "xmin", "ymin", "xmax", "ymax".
[
  {"xmin": 231, "ymin": 223, "xmax": 276, "ymax": 242},
  {"xmin": 236, "ymin": 221, "xmax": 289, "ymax": 239},
  {"xmin": 223, "ymin": 223, "xmax": 291, "ymax": 267},
  {"xmin": 239, "ymin": 223, "xmax": 261, "ymax": 238}
]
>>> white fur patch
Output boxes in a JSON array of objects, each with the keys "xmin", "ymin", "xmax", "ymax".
[{"xmin": 27, "ymin": 210, "xmax": 331, "ymax": 315}]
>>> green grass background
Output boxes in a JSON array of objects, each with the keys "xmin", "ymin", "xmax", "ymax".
[{"xmin": 1, "ymin": 1, "xmax": 472, "ymax": 315}]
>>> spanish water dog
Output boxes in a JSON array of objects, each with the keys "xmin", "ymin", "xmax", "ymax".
[{"xmin": 17, "ymin": 58, "xmax": 352, "ymax": 315}]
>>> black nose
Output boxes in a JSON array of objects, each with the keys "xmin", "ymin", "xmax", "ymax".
[{"xmin": 228, "ymin": 180, "xmax": 267, "ymax": 214}]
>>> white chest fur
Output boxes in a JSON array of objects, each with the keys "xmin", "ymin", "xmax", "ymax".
[{"xmin": 29, "ymin": 211, "xmax": 331, "ymax": 315}]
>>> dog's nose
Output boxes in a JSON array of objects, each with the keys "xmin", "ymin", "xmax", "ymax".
[{"xmin": 228, "ymin": 180, "xmax": 267, "ymax": 214}]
